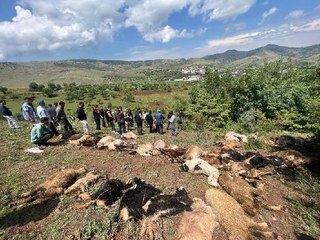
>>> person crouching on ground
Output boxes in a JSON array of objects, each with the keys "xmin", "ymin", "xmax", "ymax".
[
  {"xmin": 37, "ymin": 99, "xmax": 58, "ymax": 136},
  {"xmin": 31, "ymin": 117, "xmax": 54, "ymax": 146},
  {"xmin": 76, "ymin": 102, "xmax": 89, "ymax": 134},
  {"xmin": 0, "ymin": 99, "xmax": 19, "ymax": 129}
]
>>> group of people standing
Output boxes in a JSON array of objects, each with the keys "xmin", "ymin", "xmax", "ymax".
[
  {"xmin": 77, "ymin": 104, "xmax": 180, "ymax": 137},
  {"xmin": 1, "ymin": 97, "xmax": 184, "ymax": 146}
]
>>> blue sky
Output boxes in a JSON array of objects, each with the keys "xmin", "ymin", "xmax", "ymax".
[{"xmin": 0, "ymin": 0, "xmax": 320, "ymax": 61}]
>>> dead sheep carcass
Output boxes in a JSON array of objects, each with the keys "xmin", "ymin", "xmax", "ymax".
[
  {"xmin": 140, "ymin": 187, "xmax": 193, "ymax": 240},
  {"xmin": 152, "ymin": 139, "xmax": 166, "ymax": 156},
  {"xmin": 142, "ymin": 187, "xmax": 192, "ymax": 218},
  {"xmin": 225, "ymin": 132, "xmax": 248, "ymax": 144},
  {"xmin": 107, "ymin": 139, "xmax": 128, "ymax": 151},
  {"xmin": 184, "ymin": 145, "xmax": 203, "ymax": 160},
  {"xmin": 119, "ymin": 178, "xmax": 161, "ymax": 221},
  {"xmin": 13, "ymin": 168, "xmax": 86, "ymax": 206},
  {"xmin": 75, "ymin": 178, "xmax": 127, "ymax": 210},
  {"xmin": 122, "ymin": 131, "xmax": 138, "ymax": 140},
  {"xmin": 218, "ymin": 173, "xmax": 260, "ymax": 216},
  {"xmin": 64, "ymin": 171, "xmax": 101, "ymax": 195},
  {"xmin": 180, "ymin": 158, "xmax": 220, "ymax": 188},
  {"xmin": 136, "ymin": 142, "xmax": 154, "ymax": 156},
  {"xmin": 175, "ymin": 197, "xmax": 220, "ymax": 240},
  {"xmin": 69, "ymin": 134, "xmax": 99, "ymax": 146},
  {"xmin": 96, "ymin": 135, "xmax": 116, "ymax": 149},
  {"xmin": 205, "ymin": 188, "xmax": 273, "ymax": 240}
]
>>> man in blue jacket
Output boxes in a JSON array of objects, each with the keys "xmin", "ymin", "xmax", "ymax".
[{"xmin": 154, "ymin": 109, "xmax": 165, "ymax": 134}]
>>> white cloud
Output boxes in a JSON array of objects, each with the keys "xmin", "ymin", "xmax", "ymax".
[
  {"xmin": 0, "ymin": 0, "xmax": 258, "ymax": 59},
  {"xmin": 188, "ymin": 0, "xmax": 256, "ymax": 20},
  {"xmin": 259, "ymin": 7, "xmax": 277, "ymax": 25},
  {"xmin": 205, "ymin": 32, "xmax": 261, "ymax": 49},
  {"xmin": 144, "ymin": 25, "xmax": 179, "ymax": 43},
  {"xmin": 143, "ymin": 25, "xmax": 206, "ymax": 43},
  {"xmin": 285, "ymin": 10, "xmax": 304, "ymax": 20},
  {"xmin": 200, "ymin": 18, "xmax": 320, "ymax": 52},
  {"xmin": 124, "ymin": 0, "xmax": 188, "ymax": 32},
  {"xmin": 0, "ymin": 0, "xmax": 125, "ymax": 59}
]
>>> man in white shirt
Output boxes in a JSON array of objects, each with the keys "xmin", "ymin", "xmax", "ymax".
[{"xmin": 168, "ymin": 111, "xmax": 177, "ymax": 136}]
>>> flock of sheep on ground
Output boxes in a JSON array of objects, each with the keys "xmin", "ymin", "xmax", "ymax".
[{"xmin": 13, "ymin": 131, "xmax": 313, "ymax": 239}]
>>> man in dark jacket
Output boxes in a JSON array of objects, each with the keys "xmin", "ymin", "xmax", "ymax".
[
  {"xmin": 92, "ymin": 105, "xmax": 101, "ymax": 130},
  {"xmin": 145, "ymin": 111, "xmax": 154, "ymax": 133},
  {"xmin": 76, "ymin": 102, "xmax": 89, "ymax": 134},
  {"xmin": 100, "ymin": 107, "xmax": 107, "ymax": 128},
  {"xmin": 116, "ymin": 107, "xmax": 125, "ymax": 135},
  {"xmin": 0, "ymin": 99, "xmax": 19, "ymax": 129},
  {"xmin": 135, "ymin": 108, "xmax": 143, "ymax": 135},
  {"xmin": 56, "ymin": 101, "xmax": 74, "ymax": 133},
  {"xmin": 105, "ymin": 107, "xmax": 116, "ymax": 132}
]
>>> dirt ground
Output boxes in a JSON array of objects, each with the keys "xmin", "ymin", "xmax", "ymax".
[{"xmin": 0, "ymin": 123, "xmax": 319, "ymax": 240}]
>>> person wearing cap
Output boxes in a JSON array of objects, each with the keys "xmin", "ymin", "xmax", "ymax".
[
  {"xmin": 36, "ymin": 99, "xmax": 58, "ymax": 135},
  {"xmin": 154, "ymin": 109, "xmax": 165, "ymax": 134},
  {"xmin": 0, "ymin": 99, "xmax": 19, "ymax": 129},
  {"xmin": 21, "ymin": 97, "xmax": 37, "ymax": 124},
  {"xmin": 31, "ymin": 117, "xmax": 54, "ymax": 146},
  {"xmin": 56, "ymin": 101, "xmax": 74, "ymax": 133}
]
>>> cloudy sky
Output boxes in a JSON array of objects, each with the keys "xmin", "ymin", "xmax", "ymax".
[{"xmin": 0, "ymin": 0, "xmax": 320, "ymax": 61}]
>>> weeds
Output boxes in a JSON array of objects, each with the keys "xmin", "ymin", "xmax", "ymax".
[
  {"xmin": 80, "ymin": 202, "xmax": 121, "ymax": 239},
  {"xmin": 286, "ymin": 169, "xmax": 320, "ymax": 239}
]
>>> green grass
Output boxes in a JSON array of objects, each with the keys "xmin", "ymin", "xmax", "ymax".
[
  {"xmin": 285, "ymin": 170, "xmax": 320, "ymax": 239},
  {"xmin": 1, "ymin": 88, "xmax": 319, "ymax": 239}
]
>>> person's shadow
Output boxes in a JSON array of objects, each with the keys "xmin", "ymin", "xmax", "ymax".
[{"xmin": 0, "ymin": 198, "xmax": 59, "ymax": 229}]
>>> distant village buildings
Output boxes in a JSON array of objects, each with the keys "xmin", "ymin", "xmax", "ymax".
[{"xmin": 174, "ymin": 66, "xmax": 205, "ymax": 82}]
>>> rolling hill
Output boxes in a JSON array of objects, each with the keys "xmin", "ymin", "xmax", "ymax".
[{"xmin": 0, "ymin": 44, "xmax": 319, "ymax": 88}]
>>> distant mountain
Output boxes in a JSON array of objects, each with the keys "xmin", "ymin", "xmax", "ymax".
[
  {"xmin": 0, "ymin": 44, "xmax": 319, "ymax": 88},
  {"xmin": 202, "ymin": 44, "xmax": 320, "ymax": 64}
]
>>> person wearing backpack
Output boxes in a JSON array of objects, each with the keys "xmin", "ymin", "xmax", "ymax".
[{"xmin": 105, "ymin": 107, "xmax": 116, "ymax": 132}]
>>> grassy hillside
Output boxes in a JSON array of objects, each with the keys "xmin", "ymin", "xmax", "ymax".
[{"xmin": 1, "ymin": 44, "xmax": 319, "ymax": 88}]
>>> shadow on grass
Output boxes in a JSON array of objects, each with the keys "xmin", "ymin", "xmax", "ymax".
[
  {"xmin": 47, "ymin": 140, "xmax": 67, "ymax": 146},
  {"xmin": 0, "ymin": 198, "xmax": 59, "ymax": 229},
  {"xmin": 295, "ymin": 231, "xmax": 318, "ymax": 240}
]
